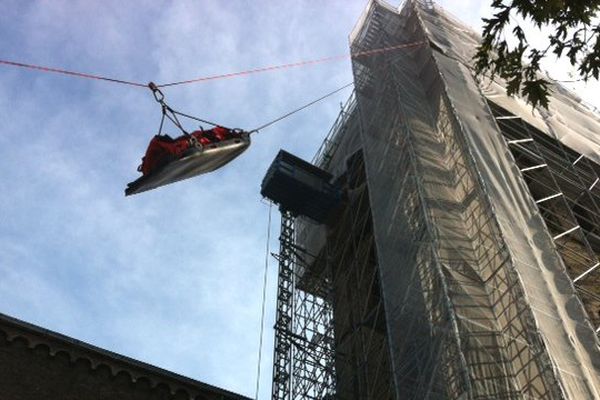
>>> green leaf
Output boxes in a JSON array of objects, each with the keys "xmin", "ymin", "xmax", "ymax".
[
  {"xmin": 522, "ymin": 79, "xmax": 550, "ymax": 109},
  {"xmin": 474, "ymin": 0, "xmax": 600, "ymax": 108}
]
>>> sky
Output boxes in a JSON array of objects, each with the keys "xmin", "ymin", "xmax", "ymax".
[{"xmin": 0, "ymin": 1, "xmax": 598, "ymax": 399}]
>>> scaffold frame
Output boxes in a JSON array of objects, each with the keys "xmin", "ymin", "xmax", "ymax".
[{"xmin": 269, "ymin": 1, "xmax": 600, "ymax": 399}]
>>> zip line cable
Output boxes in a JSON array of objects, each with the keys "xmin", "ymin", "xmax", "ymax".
[
  {"xmin": 1, "ymin": 39, "xmax": 415, "ymax": 133},
  {"xmin": 0, "ymin": 40, "xmax": 426, "ymax": 88},
  {"xmin": 157, "ymin": 55, "xmax": 350, "ymax": 88},
  {"xmin": 0, "ymin": 59, "xmax": 147, "ymax": 87},
  {"xmin": 157, "ymin": 40, "xmax": 426, "ymax": 87},
  {"xmin": 255, "ymin": 202, "xmax": 272, "ymax": 400}
]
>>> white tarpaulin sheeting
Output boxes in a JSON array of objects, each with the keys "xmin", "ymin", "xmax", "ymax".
[{"xmin": 415, "ymin": 2, "xmax": 600, "ymax": 398}]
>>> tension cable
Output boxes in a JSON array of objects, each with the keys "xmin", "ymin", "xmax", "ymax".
[
  {"xmin": 156, "ymin": 41, "xmax": 426, "ymax": 88},
  {"xmin": 0, "ymin": 40, "xmax": 425, "ymax": 89},
  {"xmin": 255, "ymin": 201, "xmax": 273, "ymax": 400},
  {"xmin": 0, "ymin": 59, "xmax": 146, "ymax": 87},
  {"xmin": 250, "ymin": 82, "xmax": 354, "ymax": 133}
]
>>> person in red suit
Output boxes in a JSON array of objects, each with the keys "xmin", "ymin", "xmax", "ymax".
[{"xmin": 138, "ymin": 126, "xmax": 242, "ymax": 176}]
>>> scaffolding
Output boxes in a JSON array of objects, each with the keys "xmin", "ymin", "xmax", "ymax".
[
  {"xmin": 270, "ymin": 141, "xmax": 396, "ymax": 400},
  {"xmin": 271, "ymin": 209, "xmax": 337, "ymax": 400},
  {"xmin": 269, "ymin": 1, "xmax": 600, "ymax": 399},
  {"xmin": 487, "ymin": 101, "xmax": 600, "ymax": 333}
]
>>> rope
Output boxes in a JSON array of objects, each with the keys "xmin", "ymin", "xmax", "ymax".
[
  {"xmin": 157, "ymin": 55, "xmax": 348, "ymax": 88},
  {"xmin": 251, "ymin": 82, "xmax": 354, "ymax": 133},
  {"xmin": 1, "ymin": 56, "xmax": 353, "ymax": 134},
  {"xmin": 0, "ymin": 59, "xmax": 146, "ymax": 87},
  {"xmin": 148, "ymin": 81, "xmax": 222, "ymax": 131},
  {"xmin": 0, "ymin": 40, "xmax": 426, "ymax": 90},
  {"xmin": 157, "ymin": 40, "xmax": 426, "ymax": 88},
  {"xmin": 255, "ymin": 202, "xmax": 273, "ymax": 400},
  {"xmin": 151, "ymin": 81, "xmax": 354, "ymax": 135},
  {"xmin": 161, "ymin": 106, "xmax": 190, "ymax": 135},
  {"xmin": 172, "ymin": 110, "xmax": 221, "ymax": 128}
]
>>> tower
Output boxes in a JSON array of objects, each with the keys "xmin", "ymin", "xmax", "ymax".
[{"xmin": 263, "ymin": 1, "xmax": 600, "ymax": 399}]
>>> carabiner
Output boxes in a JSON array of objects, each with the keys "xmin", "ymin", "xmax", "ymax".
[{"xmin": 148, "ymin": 82, "xmax": 165, "ymax": 103}]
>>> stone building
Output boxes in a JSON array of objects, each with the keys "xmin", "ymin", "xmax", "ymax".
[{"xmin": 0, "ymin": 312, "xmax": 250, "ymax": 400}]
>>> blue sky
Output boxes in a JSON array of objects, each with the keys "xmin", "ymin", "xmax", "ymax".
[{"xmin": 1, "ymin": 1, "xmax": 598, "ymax": 399}]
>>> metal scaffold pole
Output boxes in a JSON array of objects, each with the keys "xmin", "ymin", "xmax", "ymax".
[
  {"xmin": 270, "ymin": 207, "xmax": 338, "ymax": 400},
  {"xmin": 272, "ymin": 211, "xmax": 295, "ymax": 400}
]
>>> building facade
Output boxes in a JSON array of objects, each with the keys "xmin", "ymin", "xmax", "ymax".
[{"xmin": 268, "ymin": 1, "xmax": 600, "ymax": 399}]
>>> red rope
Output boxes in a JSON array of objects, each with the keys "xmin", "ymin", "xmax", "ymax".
[
  {"xmin": 0, "ymin": 59, "xmax": 146, "ymax": 87},
  {"xmin": 156, "ymin": 54, "xmax": 349, "ymax": 88},
  {"xmin": 156, "ymin": 40, "xmax": 427, "ymax": 88},
  {"xmin": 0, "ymin": 40, "xmax": 427, "ymax": 89}
]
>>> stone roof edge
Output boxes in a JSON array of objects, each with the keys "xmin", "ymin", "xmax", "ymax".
[{"xmin": 0, "ymin": 311, "xmax": 251, "ymax": 400}]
